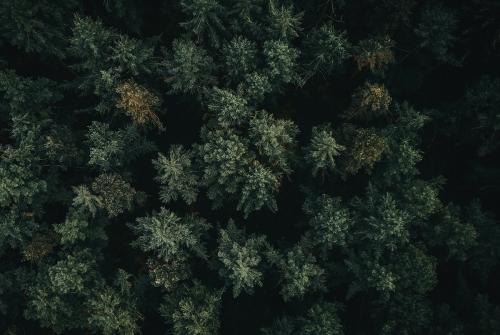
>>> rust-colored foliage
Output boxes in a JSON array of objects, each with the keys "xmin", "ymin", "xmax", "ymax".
[
  {"xmin": 116, "ymin": 80, "xmax": 164, "ymax": 130},
  {"xmin": 353, "ymin": 36, "xmax": 395, "ymax": 74}
]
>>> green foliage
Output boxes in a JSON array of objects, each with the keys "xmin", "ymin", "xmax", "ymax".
[
  {"xmin": 263, "ymin": 40, "xmax": 300, "ymax": 88},
  {"xmin": 87, "ymin": 270, "xmax": 141, "ymax": 335},
  {"xmin": 428, "ymin": 204, "xmax": 477, "ymax": 261},
  {"xmin": 415, "ymin": 4, "xmax": 458, "ymax": 64},
  {"xmin": 180, "ymin": 0, "xmax": 225, "ymax": 46},
  {"xmin": 351, "ymin": 185, "xmax": 409, "ymax": 252},
  {"xmin": 207, "ymin": 88, "xmax": 250, "ymax": 127},
  {"xmin": 217, "ymin": 222, "xmax": 268, "ymax": 297},
  {"xmin": 163, "ymin": 38, "xmax": 216, "ymax": 94},
  {"xmin": 394, "ymin": 246, "xmax": 437, "ymax": 295},
  {"xmin": 474, "ymin": 294, "xmax": 500, "ymax": 334},
  {"xmin": 132, "ymin": 208, "xmax": 209, "ymax": 262},
  {"xmin": 248, "ymin": 111, "xmax": 299, "ymax": 173},
  {"xmin": 304, "ymin": 23, "xmax": 350, "ymax": 76},
  {"xmin": 267, "ymin": 1, "xmax": 303, "ymax": 40},
  {"xmin": 467, "ymin": 201, "xmax": 500, "ymax": 283},
  {"xmin": 261, "ymin": 316, "xmax": 297, "ymax": 335},
  {"xmin": 300, "ymin": 302, "xmax": 344, "ymax": 335},
  {"xmin": 25, "ymin": 250, "xmax": 99, "ymax": 333},
  {"xmin": 147, "ymin": 257, "xmax": 191, "ymax": 291},
  {"xmin": 237, "ymin": 71, "xmax": 272, "ymax": 104},
  {"xmin": 378, "ymin": 102, "xmax": 429, "ymax": 185},
  {"xmin": 69, "ymin": 15, "xmax": 115, "ymax": 74},
  {"xmin": 69, "ymin": 15, "xmax": 158, "ymax": 114},
  {"xmin": 305, "ymin": 124, "xmax": 345, "ymax": 177},
  {"xmin": 303, "ymin": 194, "xmax": 351, "ymax": 249},
  {"xmin": 87, "ymin": 121, "xmax": 154, "ymax": 171},
  {"xmin": 72, "ymin": 185, "xmax": 103, "ymax": 217},
  {"xmin": 274, "ymin": 243, "xmax": 325, "ymax": 301},
  {"xmin": 261, "ymin": 303, "xmax": 344, "ymax": 335},
  {"xmin": 54, "ymin": 207, "xmax": 91, "ymax": 244},
  {"xmin": 91, "ymin": 173, "xmax": 136, "ymax": 218},
  {"xmin": 0, "ymin": 0, "xmax": 78, "ymax": 57},
  {"xmin": 238, "ymin": 161, "xmax": 280, "ymax": 217},
  {"xmin": 160, "ymin": 281, "xmax": 222, "ymax": 335},
  {"xmin": 197, "ymin": 128, "xmax": 250, "ymax": 208},
  {"xmin": 464, "ymin": 76, "xmax": 500, "ymax": 156},
  {"xmin": 154, "ymin": 146, "xmax": 199, "ymax": 204},
  {"xmin": 223, "ymin": 37, "xmax": 258, "ymax": 82},
  {"xmin": 0, "ymin": 140, "xmax": 47, "ymax": 208},
  {"xmin": 345, "ymin": 250, "xmax": 396, "ymax": 297}
]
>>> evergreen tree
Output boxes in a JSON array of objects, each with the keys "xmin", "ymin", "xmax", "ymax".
[
  {"xmin": 163, "ymin": 38, "xmax": 216, "ymax": 94},
  {"xmin": 217, "ymin": 222, "xmax": 268, "ymax": 297},
  {"xmin": 305, "ymin": 124, "xmax": 345, "ymax": 177},
  {"xmin": 132, "ymin": 208, "xmax": 209, "ymax": 262},
  {"xmin": 160, "ymin": 281, "xmax": 222, "ymax": 335},
  {"xmin": 154, "ymin": 146, "xmax": 199, "ymax": 205}
]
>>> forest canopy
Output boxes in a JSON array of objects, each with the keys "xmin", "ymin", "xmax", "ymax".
[{"xmin": 1, "ymin": 0, "xmax": 500, "ymax": 334}]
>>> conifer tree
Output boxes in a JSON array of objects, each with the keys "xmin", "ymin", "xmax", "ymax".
[
  {"xmin": 160, "ymin": 281, "xmax": 222, "ymax": 335},
  {"xmin": 154, "ymin": 146, "xmax": 199, "ymax": 205},
  {"xmin": 305, "ymin": 124, "xmax": 345, "ymax": 177},
  {"xmin": 217, "ymin": 222, "xmax": 268, "ymax": 297}
]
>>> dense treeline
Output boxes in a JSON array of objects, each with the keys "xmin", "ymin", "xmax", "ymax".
[{"xmin": 1, "ymin": 0, "xmax": 500, "ymax": 334}]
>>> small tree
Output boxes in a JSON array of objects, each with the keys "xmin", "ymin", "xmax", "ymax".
[
  {"xmin": 116, "ymin": 80, "xmax": 163, "ymax": 130},
  {"xmin": 163, "ymin": 38, "xmax": 216, "ymax": 94},
  {"xmin": 154, "ymin": 146, "xmax": 199, "ymax": 205},
  {"xmin": 132, "ymin": 208, "xmax": 209, "ymax": 262},
  {"xmin": 345, "ymin": 82, "xmax": 392, "ymax": 121},
  {"xmin": 217, "ymin": 222, "xmax": 268, "ymax": 297},
  {"xmin": 305, "ymin": 124, "xmax": 345, "ymax": 177},
  {"xmin": 160, "ymin": 281, "xmax": 222, "ymax": 335}
]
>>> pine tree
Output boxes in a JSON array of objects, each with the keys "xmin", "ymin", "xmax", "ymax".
[
  {"xmin": 154, "ymin": 146, "xmax": 199, "ymax": 205},
  {"xmin": 273, "ymin": 243, "xmax": 325, "ymax": 301},
  {"xmin": 132, "ymin": 208, "xmax": 209, "ymax": 262},
  {"xmin": 303, "ymin": 194, "xmax": 351, "ymax": 249},
  {"xmin": 25, "ymin": 250, "xmax": 100, "ymax": 333},
  {"xmin": 305, "ymin": 124, "xmax": 345, "ymax": 177},
  {"xmin": 300, "ymin": 302, "xmax": 344, "ymax": 335},
  {"xmin": 304, "ymin": 23, "xmax": 350, "ymax": 77},
  {"xmin": 91, "ymin": 173, "xmax": 136, "ymax": 218},
  {"xmin": 346, "ymin": 82, "xmax": 392, "ymax": 121},
  {"xmin": 263, "ymin": 40, "xmax": 300, "ymax": 88},
  {"xmin": 0, "ymin": 0, "xmax": 78, "ymax": 58},
  {"xmin": 160, "ymin": 281, "xmax": 222, "ymax": 335},
  {"xmin": 267, "ymin": 1, "xmax": 303, "ymax": 40},
  {"xmin": 238, "ymin": 162, "xmax": 280, "ymax": 217},
  {"xmin": 196, "ymin": 128, "xmax": 250, "ymax": 208},
  {"xmin": 352, "ymin": 36, "xmax": 394, "ymax": 74},
  {"xmin": 87, "ymin": 270, "xmax": 141, "ymax": 335},
  {"xmin": 343, "ymin": 127, "xmax": 387, "ymax": 175},
  {"xmin": 87, "ymin": 121, "xmax": 155, "ymax": 171},
  {"xmin": 207, "ymin": 88, "xmax": 250, "ymax": 127},
  {"xmin": 248, "ymin": 110, "xmax": 299, "ymax": 173},
  {"xmin": 116, "ymin": 80, "xmax": 163, "ymax": 130},
  {"xmin": 180, "ymin": 0, "xmax": 226, "ymax": 47},
  {"xmin": 415, "ymin": 3, "xmax": 459, "ymax": 64},
  {"xmin": 217, "ymin": 222, "xmax": 268, "ymax": 297},
  {"xmin": 163, "ymin": 38, "xmax": 216, "ymax": 94},
  {"xmin": 222, "ymin": 37, "xmax": 258, "ymax": 83}
]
